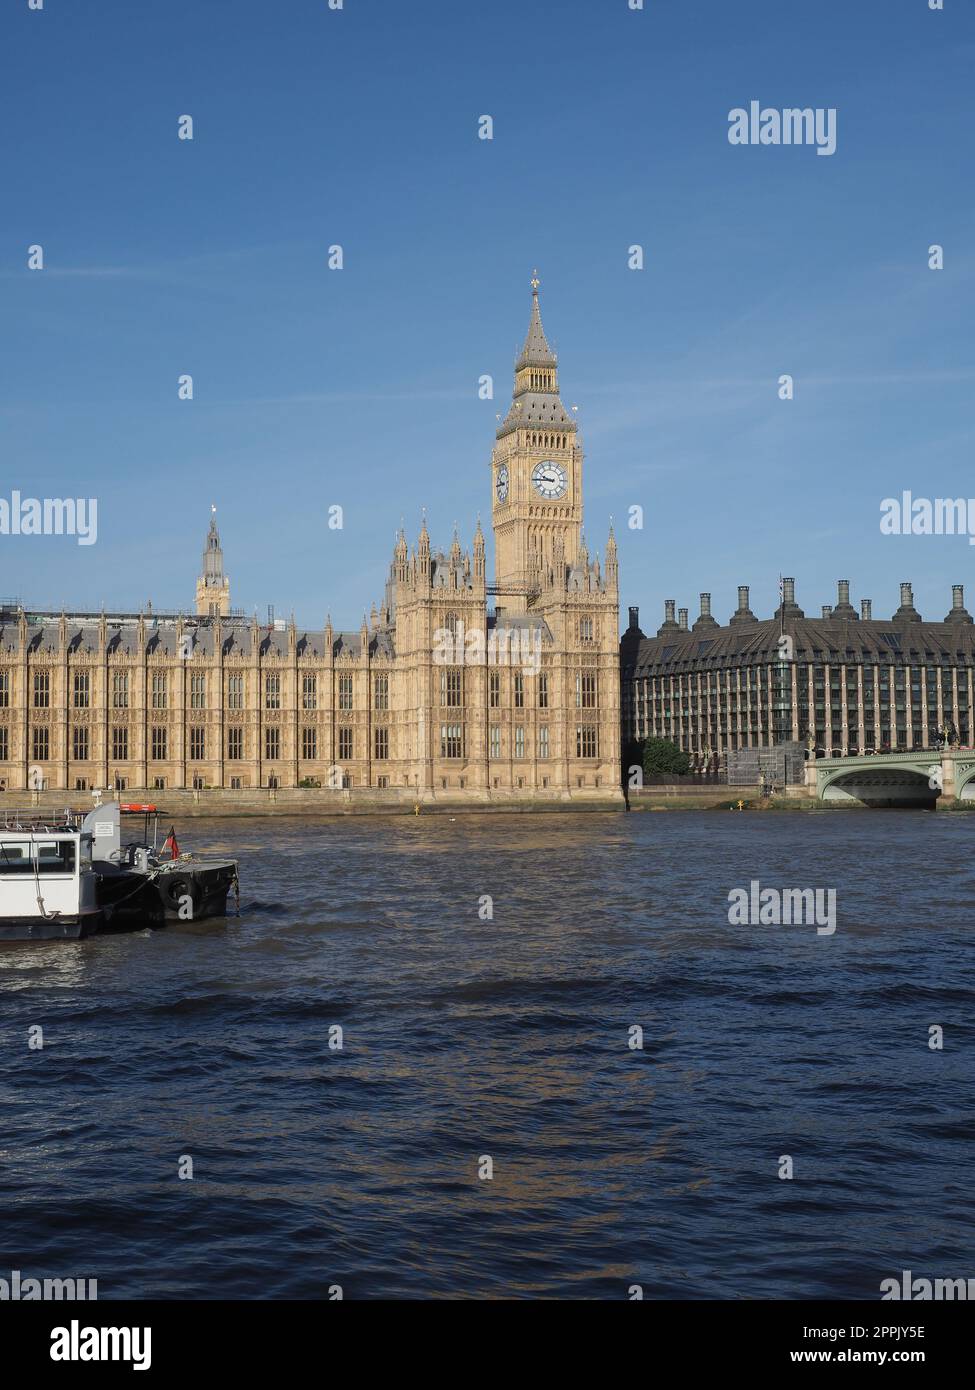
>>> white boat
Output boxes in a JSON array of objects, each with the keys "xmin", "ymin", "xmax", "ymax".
[
  {"xmin": 0, "ymin": 808, "xmax": 102, "ymax": 941},
  {"xmin": 0, "ymin": 802, "xmax": 239, "ymax": 942}
]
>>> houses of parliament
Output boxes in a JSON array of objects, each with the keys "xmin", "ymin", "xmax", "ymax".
[{"xmin": 0, "ymin": 284, "xmax": 622, "ymax": 801}]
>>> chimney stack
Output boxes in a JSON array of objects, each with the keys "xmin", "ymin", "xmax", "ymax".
[
  {"xmin": 776, "ymin": 576, "xmax": 805, "ymax": 620},
  {"xmin": 628, "ymin": 605, "xmax": 640, "ymax": 631},
  {"xmin": 833, "ymin": 578, "xmax": 857, "ymax": 620},
  {"xmin": 822, "ymin": 605, "xmax": 833, "ymax": 620},
  {"xmin": 657, "ymin": 598, "xmax": 681, "ymax": 636},
  {"xmin": 945, "ymin": 583, "xmax": 974, "ymax": 625},
  {"xmin": 861, "ymin": 599, "xmax": 872, "ymax": 620},
  {"xmin": 678, "ymin": 607, "xmax": 688, "ymax": 631},
  {"xmin": 693, "ymin": 591, "xmax": 719, "ymax": 632},
  {"xmin": 893, "ymin": 581, "xmax": 921, "ymax": 623},
  {"xmin": 729, "ymin": 584, "xmax": 757, "ymax": 626}
]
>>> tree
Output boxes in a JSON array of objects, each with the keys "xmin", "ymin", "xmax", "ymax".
[{"xmin": 642, "ymin": 737, "xmax": 690, "ymax": 778}]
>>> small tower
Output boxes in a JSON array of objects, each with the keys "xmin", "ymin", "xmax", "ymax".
[{"xmin": 195, "ymin": 506, "xmax": 231, "ymax": 616}]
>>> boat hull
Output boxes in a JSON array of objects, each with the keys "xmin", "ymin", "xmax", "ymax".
[{"xmin": 0, "ymin": 914, "xmax": 100, "ymax": 942}]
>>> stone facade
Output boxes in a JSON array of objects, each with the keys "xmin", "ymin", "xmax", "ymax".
[{"xmin": 0, "ymin": 286, "xmax": 621, "ymax": 800}]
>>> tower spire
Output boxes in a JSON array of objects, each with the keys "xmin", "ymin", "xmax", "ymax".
[{"xmin": 195, "ymin": 506, "xmax": 231, "ymax": 616}]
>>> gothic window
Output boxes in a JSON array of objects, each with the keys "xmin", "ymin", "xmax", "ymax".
[
  {"xmin": 338, "ymin": 673, "xmax": 353, "ymax": 711},
  {"xmin": 73, "ymin": 672, "xmax": 90, "ymax": 708},
  {"xmin": 190, "ymin": 673, "xmax": 206, "ymax": 709},
  {"xmin": 189, "ymin": 727, "xmax": 206, "ymax": 760},
  {"xmin": 112, "ymin": 727, "xmax": 129, "ymax": 761},
  {"xmin": 374, "ymin": 673, "xmax": 389, "ymax": 710},
  {"xmin": 265, "ymin": 674, "xmax": 281, "ymax": 710},
  {"xmin": 227, "ymin": 728, "xmax": 243, "ymax": 760},
  {"xmin": 302, "ymin": 674, "xmax": 317, "ymax": 711},
  {"xmin": 113, "ymin": 672, "xmax": 129, "ymax": 708},
  {"xmin": 489, "ymin": 672, "xmax": 500, "ymax": 708},
  {"xmin": 441, "ymin": 668, "xmax": 463, "ymax": 708},
  {"xmin": 338, "ymin": 727, "xmax": 354, "ymax": 760},
  {"xmin": 0, "ymin": 727, "xmax": 7, "ymax": 760},
  {"xmin": 227, "ymin": 674, "xmax": 244, "ymax": 709},
  {"xmin": 514, "ymin": 674, "xmax": 524, "ymax": 708},
  {"xmin": 265, "ymin": 727, "xmax": 281, "ymax": 760},
  {"xmin": 489, "ymin": 725, "xmax": 501, "ymax": 759},
  {"xmin": 32, "ymin": 727, "xmax": 50, "ymax": 761},
  {"xmin": 374, "ymin": 727, "xmax": 389, "ymax": 760},
  {"xmin": 576, "ymin": 673, "xmax": 597, "ymax": 708},
  {"xmin": 579, "ymin": 617, "xmax": 594, "ymax": 643},
  {"xmin": 152, "ymin": 673, "xmax": 168, "ymax": 709},
  {"xmin": 514, "ymin": 726, "xmax": 525, "ymax": 759},
  {"xmin": 576, "ymin": 726, "xmax": 598, "ymax": 759},
  {"xmin": 440, "ymin": 724, "xmax": 464, "ymax": 758},
  {"xmin": 302, "ymin": 727, "xmax": 317, "ymax": 760},
  {"xmin": 538, "ymin": 674, "xmax": 548, "ymax": 709},
  {"xmin": 33, "ymin": 671, "xmax": 50, "ymax": 708},
  {"xmin": 151, "ymin": 727, "xmax": 167, "ymax": 760},
  {"xmin": 0, "ymin": 671, "xmax": 8, "ymax": 707},
  {"xmin": 72, "ymin": 727, "xmax": 89, "ymax": 761},
  {"xmin": 538, "ymin": 726, "xmax": 550, "ymax": 759}
]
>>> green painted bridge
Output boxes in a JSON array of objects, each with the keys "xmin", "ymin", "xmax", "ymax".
[{"xmin": 809, "ymin": 749, "xmax": 975, "ymax": 806}]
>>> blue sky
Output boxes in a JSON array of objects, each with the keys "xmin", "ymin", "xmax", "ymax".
[{"xmin": 2, "ymin": 0, "xmax": 973, "ymax": 630}]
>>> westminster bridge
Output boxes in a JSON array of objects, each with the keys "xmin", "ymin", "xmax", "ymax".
[{"xmin": 805, "ymin": 749, "xmax": 975, "ymax": 807}]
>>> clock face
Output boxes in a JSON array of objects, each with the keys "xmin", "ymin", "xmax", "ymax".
[
  {"xmin": 496, "ymin": 464, "xmax": 509, "ymax": 502},
  {"xmin": 532, "ymin": 460, "xmax": 568, "ymax": 500}
]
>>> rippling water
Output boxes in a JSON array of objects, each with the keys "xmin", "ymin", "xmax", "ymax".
[{"xmin": 1, "ymin": 810, "xmax": 973, "ymax": 1300}]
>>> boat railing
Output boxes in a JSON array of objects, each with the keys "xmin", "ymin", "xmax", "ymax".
[{"xmin": 0, "ymin": 808, "xmax": 87, "ymax": 833}]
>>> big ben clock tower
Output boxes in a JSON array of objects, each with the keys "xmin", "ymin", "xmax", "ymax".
[{"xmin": 492, "ymin": 275, "xmax": 583, "ymax": 612}]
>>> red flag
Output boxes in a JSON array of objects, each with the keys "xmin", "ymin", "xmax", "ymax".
[{"xmin": 162, "ymin": 826, "xmax": 179, "ymax": 860}]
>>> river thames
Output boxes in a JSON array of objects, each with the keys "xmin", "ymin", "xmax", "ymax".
[{"xmin": 1, "ymin": 811, "xmax": 972, "ymax": 1299}]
